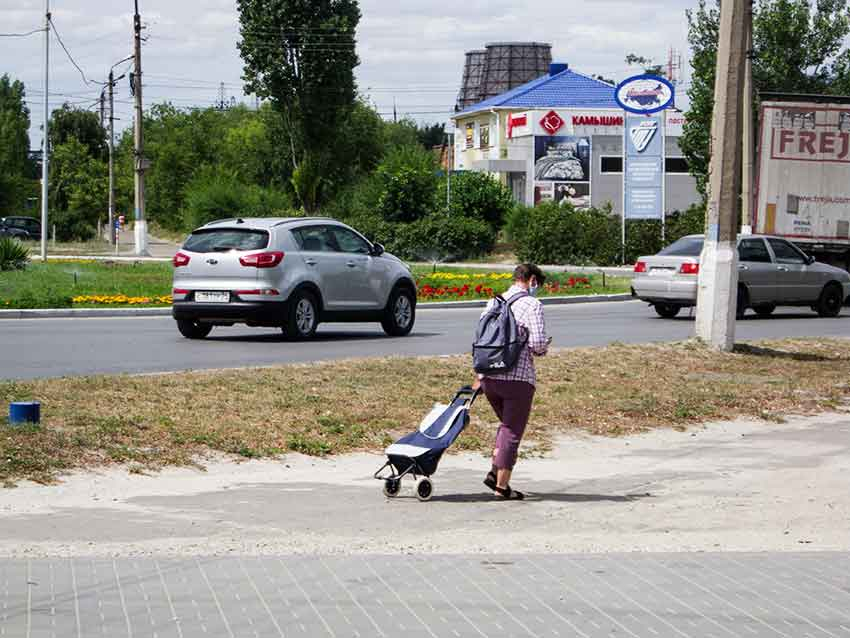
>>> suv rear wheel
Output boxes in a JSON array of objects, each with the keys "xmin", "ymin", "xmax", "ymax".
[
  {"xmin": 381, "ymin": 287, "xmax": 415, "ymax": 336},
  {"xmin": 284, "ymin": 290, "xmax": 319, "ymax": 340},
  {"xmin": 653, "ymin": 303, "xmax": 681, "ymax": 319},
  {"xmin": 177, "ymin": 319, "xmax": 213, "ymax": 340}
]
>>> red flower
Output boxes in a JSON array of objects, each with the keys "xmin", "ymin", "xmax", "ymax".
[{"xmin": 475, "ymin": 284, "xmax": 483, "ymax": 294}]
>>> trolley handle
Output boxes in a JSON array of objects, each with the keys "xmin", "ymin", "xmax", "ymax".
[{"xmin": 454, "ymin": 385, "xmax": 482, "ymax": 406}]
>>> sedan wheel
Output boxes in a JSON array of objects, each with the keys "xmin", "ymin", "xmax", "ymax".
[
  {"xmin": 753, "ymin": 304, "xmax": 776, "ymax": 318},
  {"xmin": 816, "ymin": 283, "xmax": 843, "ymax": 318}
]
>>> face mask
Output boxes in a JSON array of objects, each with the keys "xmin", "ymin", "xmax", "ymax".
[{"xmin": 529, "ymin": 284, "xmax": 539, "ymax": 297}]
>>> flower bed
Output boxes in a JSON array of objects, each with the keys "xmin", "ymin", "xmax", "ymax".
[
  {"xmin": 71, "ymin": 294, "xmax": 172, "ymax": 306},
  {"xmin": 415, "ymin": 271, "xmax": 609, "ymax": 301}
]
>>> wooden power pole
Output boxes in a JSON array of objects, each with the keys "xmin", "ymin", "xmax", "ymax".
[
  {"xmin": 695, "ymin": 0, "xmax": 750, "ymax": 351},
  {"xmin": 133, "ymin": 0, "xmax": 148, "ymax": 255}
]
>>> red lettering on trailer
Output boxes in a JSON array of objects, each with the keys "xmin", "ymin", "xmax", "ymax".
[
  {"xmin": 799, "ymin": 131, "xmax": 817, "ymax": 154},
  {"xmin": 779, "ymin": 129, "xmax": 795, "ymax": 154}
]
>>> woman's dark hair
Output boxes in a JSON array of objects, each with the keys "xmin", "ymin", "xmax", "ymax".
[{"xmin": 513, "ymin": 263, "xmax": 546, "ymax": 286}]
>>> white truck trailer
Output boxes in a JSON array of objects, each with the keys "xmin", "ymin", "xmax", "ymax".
[{"xmin": 755, "ymin": 94, "xmax": 850, "ymax": 271}]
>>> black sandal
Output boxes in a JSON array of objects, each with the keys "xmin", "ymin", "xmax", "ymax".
[
  {"xmin": 494, "ymin": 485, "xmax": 525, "ymax": 500},
  {"xmin": 483, "ymin": 470, "xmax": 497, "ymax": 491}
]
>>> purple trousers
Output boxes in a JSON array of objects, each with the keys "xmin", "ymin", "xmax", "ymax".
[{"xmin": 480, "ymin": 378, "xmax": 536, "ymax": 470}]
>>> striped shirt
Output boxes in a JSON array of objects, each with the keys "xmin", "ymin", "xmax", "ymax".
[{"xmin": 479, "ymin": 284, "xmax": 549, "ymax": 387}]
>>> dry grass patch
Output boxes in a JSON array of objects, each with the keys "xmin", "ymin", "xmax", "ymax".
[{"xmin": 2, "ymin": 337, "xmax": 850, "ymax": 486}]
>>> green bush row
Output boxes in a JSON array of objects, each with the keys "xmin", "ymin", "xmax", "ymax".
[{"xmin": 510, "ymin": 202, "xmax": 705, "ymax": 266}]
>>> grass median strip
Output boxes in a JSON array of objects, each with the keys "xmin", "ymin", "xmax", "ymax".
[
  {"xmin": 2, "ymin": 337, "xmax": 849, "ymax": 486},
  {"xmin": 1, "ymin": 261, "xmax": 630, "ymax": 309}
]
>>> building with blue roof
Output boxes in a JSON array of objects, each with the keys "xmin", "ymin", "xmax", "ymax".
[{"xmin": 451, "ymin": 63, "xmax": 699, "ymax": 214}]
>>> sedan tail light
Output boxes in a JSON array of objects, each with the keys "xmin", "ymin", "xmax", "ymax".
[
  {"xmin": 634, "ymin": 261, "xmax": 647, "ymax": 273},
  {"xmin": 680, "ymin": 262, "xmax": 700, "ymax": 275},
  {"xmin": 172, "ymin": 288, "xmax": 190, "ymax": 295},
  {"xmin": 173, "ymin": 252, "xmax": 191, "ymax": 267},
  {"xmin": 239, "ymin": 251, "xmax": 284, "ymax": 268}
]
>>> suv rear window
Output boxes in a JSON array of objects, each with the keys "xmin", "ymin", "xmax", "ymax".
[
  {"xmin": 183, "ymin": 228, "xmax": 269, "ymax": 253},
  {"xmin": 658, "ymin": 237, "xmax": 704, "ymax": 256}
]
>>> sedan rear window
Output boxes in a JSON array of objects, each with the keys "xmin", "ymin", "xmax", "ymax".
[
  {"xmin": 183, "ymin": 228, "xmax": 269, "ymax": 253},
  {"xmin": 658, "ymin": 237, "xmax": 704, "ymax": 256}
]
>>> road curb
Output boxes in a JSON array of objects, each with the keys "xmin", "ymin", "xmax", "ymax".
[
  {"xmin": 420, "ymin": 293, "xmax": 634, "ymax": 310},
  {"xmin": 0, "ymin": 308, "xmax": 173, "ymax": 319},
  {"xmin": 0, "ymin": 294, "xmax": 635, "ymax": 320}
]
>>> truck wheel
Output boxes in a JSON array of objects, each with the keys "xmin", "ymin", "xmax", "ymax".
[
  {"xmin": 284, "ymin": 290, "xmax": 319, "ymax": 340},
  {"xmin": 381, "ymin": 286, "xmax": 415, "ymax": 336},
  {"xmin": 654, "ymin": 303, "xmax": 681, "ymax": 319},
  {"xmin": 816, "ymin": 283, "xmax": 843, "ymax": 318},
  {"xmin": 177, "ymin": 320, "xmax": 213, "ymax": 340},
  {"xmin": 753, "ymin": 304, "xmax": 776, "ymax": 317}
]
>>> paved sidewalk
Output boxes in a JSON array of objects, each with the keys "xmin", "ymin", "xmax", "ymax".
[{"xmin": 1, "ymin": 553, "xmax": 848, "ymax": 637}]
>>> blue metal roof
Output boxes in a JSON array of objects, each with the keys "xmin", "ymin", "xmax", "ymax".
[{"xmin": 455, "ymin": 68, "xmax": 618, "ymax": 116}]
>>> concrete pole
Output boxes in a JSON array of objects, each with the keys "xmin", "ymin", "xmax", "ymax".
[
  {"xmin": 133, "ymin": 0, "xmax": 149, "ymax": 256},
  {"xmin": 695, "ymin": 0, "xmax": 749, "ymax": 351},
  {"xmin": 108, "ymin": 70, "xmax": 116, "ymax": 246},
  {"xmin": 40, "ymin": 0, "xmax": 49, "ymax": 262},
  {"xmin": 741, "ymin": 8, "xmax": 754, "ymax": 235}
]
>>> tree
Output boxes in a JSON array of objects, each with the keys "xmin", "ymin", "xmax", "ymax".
[
  {"xmin": 49, "ymin": 103, "xmax": 107, "ymax": 159},
  {"xmin": 237, "ymin": 0, "xmax": 361, "ymax": 204},
  {"xmin": 0, "ymin": 75, "xmax": 33, "ymax": 180},
  {"xmin": 447, "ymin": 172, "xmax": 515, "ymax": 229},
  {"xmin": 625, "ymin": 53, "xmax": 666, "ymax": 77},
  {"xmin": 417, "ymin": 122, "xmax": 446, "ymax": 150},
  {"xmin": 48, "ymin": 137, "xmax": 108, "ymax": 240},
  {"xmin": 374, "ymin": 144, "xmax": 438, "ymax": 223},
  {"xmin": 681, "ymin": 0, "xmax": 850, "ymax": 196}
]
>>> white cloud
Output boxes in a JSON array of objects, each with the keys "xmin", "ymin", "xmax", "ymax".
[{"xmin": 0, "ymin": 0, "xmax": 695, "ymax": 145}]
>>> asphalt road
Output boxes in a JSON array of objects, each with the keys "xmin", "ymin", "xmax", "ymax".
[{"xmin": 1, "ymin": 300, "xmax": 848, "ymax": 380}]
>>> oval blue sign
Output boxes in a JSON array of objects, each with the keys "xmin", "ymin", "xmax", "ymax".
[{"xmin": 615, "ymin": 74, "xmax": 675, "ymax": 114}]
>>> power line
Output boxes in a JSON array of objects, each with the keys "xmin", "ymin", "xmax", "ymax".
[
  {"xmin": 48, "ymin": 16, "xmax": 104, "ymax": 87},
  {"xmin": 0, "ymin": 27, "xmax": 45, "ymax": 38}
]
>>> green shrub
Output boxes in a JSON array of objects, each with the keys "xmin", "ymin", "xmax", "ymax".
[
  {"xmin": 390, "ymin": 214, "xmax": 496, "ymax": 262},
  {"xmin": 182, "ymin": 169, "xmax": 290, "ymax": 230},
  {"xmin": 51, "ymin": 208, "xmax": 96, "ymax": 242},
  {"xmin": 374, "ymin": 145, "xmax": 438, "ymax": 223},
  {"xmin": 667, "ymin": 203, "xmax": 706, "ymax": 241},
  {"xmin": 447, "ymin": 171, "xmax": 515, "ymax": 229},
  {"xmin": 0, "ymin": 236, "xmax": 30, "ymax": 271},
  {"xmin": 513, "ymin": 202, "xmax": 618, "ymax": 265}
]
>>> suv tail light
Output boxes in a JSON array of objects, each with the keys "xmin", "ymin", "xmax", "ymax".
[
  {"xmin": 173, "ymin": 252, "xmax": 191, "ymax": 267},
  {"xmin": 680, "ymin": 262, "xmax": 700, "ymax": 275},
  {"xmin": 239, "ymin": 251, "xmax": 284, "ymax": 268},
  {"xmin": 634, "ymin": 261, "xmax": 647, "ymax": 273}
]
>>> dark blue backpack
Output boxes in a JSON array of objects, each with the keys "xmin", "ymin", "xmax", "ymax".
[{"xmin": 472, "ymin": 292, "xmax": 528, "ymax": 374}]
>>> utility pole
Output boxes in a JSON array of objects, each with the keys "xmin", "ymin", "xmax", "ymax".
[
  {"xmin": 741, "ymin": 19, "xmax": 754, "ymax": 235},
  {"xmin": 695, "ymin": 0, "xmax": 750, "ymax": 351},
  {"xmin": 108, "ymin": 70, "xmax": 116, "ymax": 246},
  {"xmin": 40, "ymin": 0, "xmax": 50, "ymax": 262},
  {"xmin": 133, "ymin": 0, "xmax": 148, "ymax": 256}
]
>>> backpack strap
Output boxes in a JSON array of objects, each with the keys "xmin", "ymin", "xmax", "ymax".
[{"xmin": 505, "ymin": 291, "xmax": 529, "ymax": 306}]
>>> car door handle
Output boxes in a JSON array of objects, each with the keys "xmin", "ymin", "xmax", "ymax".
[
  {"xmin": 776, "ymin": 266, "xmax": 789, "ymax": 272},
  {"xmin": 738, "ymin": 264, "xmax": 749, "ymax": 271},
  {"xmin": 304, "ymin": 258, "xmax": 317, "ymax": 266},
  {"xmin": 346, "ymin": 261, "xmax": 359, "ymax": 268}
]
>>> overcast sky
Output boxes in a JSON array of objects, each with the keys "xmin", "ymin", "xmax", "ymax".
[{"xmin": 1, "ymin": 0, "xmax": 694, "ymax": 148}]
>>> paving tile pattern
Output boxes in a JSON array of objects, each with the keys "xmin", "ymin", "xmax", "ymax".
[{"xmin": 1, "ymin": 554, "xmax": 849, "ymax": 637}]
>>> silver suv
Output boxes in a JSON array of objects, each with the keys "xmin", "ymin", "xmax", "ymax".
[{"xmin": 172, "ymin": 217, "xmax": 417, "ymax": 340}]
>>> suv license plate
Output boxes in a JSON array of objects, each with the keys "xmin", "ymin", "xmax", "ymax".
[{"xmin": 195, "ymin": 291, "xmax": 230, "ymax": 303}]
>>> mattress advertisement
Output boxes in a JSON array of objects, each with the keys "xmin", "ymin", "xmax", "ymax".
[{"xmin": 534, "ymin": 136, "xmax": 591, "ymax": 182}]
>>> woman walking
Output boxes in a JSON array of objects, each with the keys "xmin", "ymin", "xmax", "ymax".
[{"xmin": 475, "ymin": 263, "xmax": 550, "ymax": 500}]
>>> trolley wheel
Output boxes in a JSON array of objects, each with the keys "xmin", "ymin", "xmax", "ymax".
[
  {"xmin": 383, "ymin": 479, "xmax": 401, "ymax": 498},
  {"xmin": 415, "ymin": 477, "xmax": 433, "ymax": 502}
]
